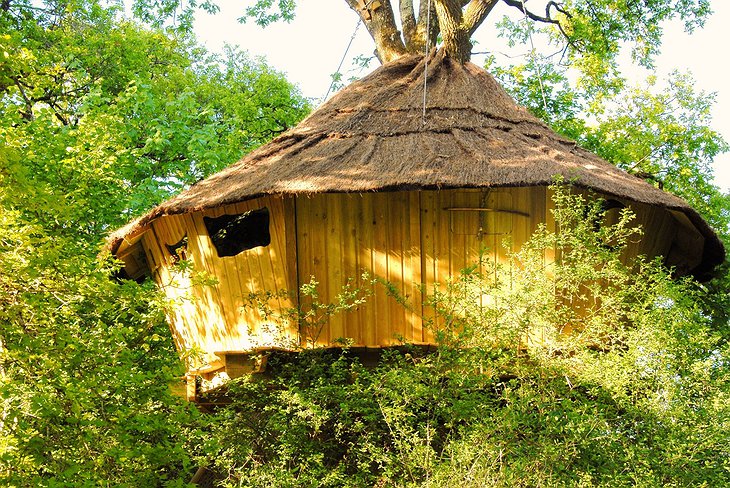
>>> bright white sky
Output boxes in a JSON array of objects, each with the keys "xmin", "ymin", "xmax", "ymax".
[{"xmin": 194, "ymin": 0, "xmax": 730, "ymax": 192}]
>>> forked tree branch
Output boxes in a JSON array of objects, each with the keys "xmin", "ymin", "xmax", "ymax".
[{"xmin": 501, "ymin": 0, "xmax": 572, "ymax": 45}]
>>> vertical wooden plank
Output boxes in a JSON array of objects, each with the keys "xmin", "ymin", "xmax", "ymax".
[
  {"xmin": 372, "ymin": 193, "xmax": 391, "ymax": 345},
  {"xmin": 172, "ymin": 214, "xmax": 204, "ymax": 354},
  {"xmin": 294, "ymin": 196, "xmax": 311, "ymax": 347},
  {"xmin": 267, "ymin": 196, "xmax": 289, "ymax": 291},
  {"xmin": 239, "ymin": 195, "xmax": 291, "ymax": 347},
  {"xmin": 285, "ymin": 196, "xmax": 300, "ymax": 297},
  {"xmin": 492, "ymin": 190, "xmax": 514, "ymax": 266},
  {"xmin": 407, "ymin": 191, "xmax": 424, "ymax": 343},
  {"xmin": 384, "ymin": 192, "xmax": 403, "ymax": 343},
  {"xmin": 313, "ymin": 194, "xmax": 332, "ymax": 346},
  {"xmin": 446, "ymin": 190, "xmax": 463, "ymax": 277},
  {"xmin": 225, "ymin": 200, "xmax": 262, "ymax": 351},
  {"xmin": 141, "ymin": 229, "xmax": 179, "ymax": 342},
  {"xmin": 325, "ymin": 194, "xmax": 345, "ymax": 344},
  {"xmin": 359, "ymin": 192, "xmax": 377, "ymax": 346},
  {"xmin": 188, "ymin": 211, "xmax": 229, "ymax": 357},
  {"xmin": 259, "ymin": 196, "xmax": 288, "ymax": 311},
  {"xmin": 296, "ymin": 195, "xmax": 330, "ymax": 347},
  {"xmin": 180, "ymin": 213, "xmax": 214, "ymax": 328},
  {"xmin": 629, "ymin": 201, "xmax": 674, "ymax": 262},
  {"xmin": 419, "ymin": 190, "xmax": 439, "ymax": 336},
  {"xmin": 341, "ymin": 194, "xmax": 362, "ymax": 345},
  {"xmin": 270, "ymin": 196, "xmax": 299, "ymax": 343},
  {"xmin": 436, "ymin": 191, "xmax": 452, "ymax": 297},
  {"xmin": 156, "ymin": 215, "xmax": 199, "ymax": 351},
  {"xmin": 206, "ymin": 205, "xmax": 244, "ymax": 352}
]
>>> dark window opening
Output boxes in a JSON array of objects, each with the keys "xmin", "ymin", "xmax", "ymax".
[
  {"xmin": 204, "ymin": 207, "xmax": 271, "ymax": 257},
  {"xmin": 166, "ymin": 234, "xmax": 188, "ymax": 264}
]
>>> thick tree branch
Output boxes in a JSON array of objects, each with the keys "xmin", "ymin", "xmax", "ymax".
[
  {"xmin": 501, "ymin": 0, "xmax": 562, "ymax": 25},
  {"xmin": 433, "ymin": 0, "xmax": 471, "ymax": 62},
  {"xmin": 416, "ymin": 0, "xmax": 439, "ymax": 51},
  {"xmin": 500, "ymin": 0, "xmax": 572, "ymax": 46},
  {"xmin": 10, "ymin": 76, "xmax": 34, "ymax": 121},
  {"xmin": 345, "ymin": 0, "xmax": 407, "ymax": 62},
  {"xmin": 400, "ymin": 0, "xmax": 419, "ymax": 50},
  {"xmin": 464, "ymin": 0, "xmax": 499, "ymax": 36},
  {"xmin": 433, "ymin": 0, "xmax": 497, "ymax": 62}
]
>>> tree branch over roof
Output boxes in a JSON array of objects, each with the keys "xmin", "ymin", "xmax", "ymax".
[
  {"xmin": 464, "ymin": 0, "xmax": 499, "ymax": 36},
  {"xmin": 500, "ymin": 0, "xmax": 566, "ymax": 25},
  {"xmin": 345, "ymin": 0, "xmax": 407, "ymax": 62},
  {"xmin": 500, "ymin": 0, "xmax": 572, "ymax": 48}
]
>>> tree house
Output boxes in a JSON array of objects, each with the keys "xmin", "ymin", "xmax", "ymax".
[{"xmin": 109, "ymin": 52, "xmax": 724, "ymax": 398}]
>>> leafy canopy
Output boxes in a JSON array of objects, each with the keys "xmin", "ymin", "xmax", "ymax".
[{"xmin": 1, "ymin": 0, "xmax": 309, "ymax": 484}]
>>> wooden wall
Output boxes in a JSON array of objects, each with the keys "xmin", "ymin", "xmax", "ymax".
[
  {"xmin": 295, "ymin": 188, "xmax": 548, "ymax": 348},
  {"xmin": 139, "ymin": 195, "xmax": 296, "ymax": 369},
  {"xmin": 296, "ymin": 192, "xmax": 424, "ymax": 347},
  {"xmin": 124, "ymin": 187, "xmax": 698, "ymax": 369}
]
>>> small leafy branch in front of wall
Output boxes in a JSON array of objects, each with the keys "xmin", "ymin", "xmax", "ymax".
[
  {"xmin": 241, "ymin": 274, "xmax": 375, "ymax": 349},
  {"xmin": 156, "ymin": 244, "xmax": 219, "ymax": 293},
  {"xmin": 380, "ymin": 182, "xmax": 653, "ymax": 365}
]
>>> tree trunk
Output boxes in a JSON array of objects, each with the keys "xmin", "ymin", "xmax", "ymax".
[
  {"xmin": 347, "ymin": 0, "xmax": 498, "ymax": 64},
  {"xmin": 433, "ymin": 0, "xmax": 471, "ymax": 63},
  {"xmin": 434, "ymin": 0, "xmax": 500, "ymax": 62}
]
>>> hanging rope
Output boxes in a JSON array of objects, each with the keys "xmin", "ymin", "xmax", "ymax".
[
  {"xmin": 321, "ymin": 18, "xmax": 363, "ymax": 105},
  {"xmin": 422, "ymin": 0, "xmax": 432, "ymax": 125},
  {"xmin": 520, "ymin": 0, "xmax": 549, "ymax": 114}
]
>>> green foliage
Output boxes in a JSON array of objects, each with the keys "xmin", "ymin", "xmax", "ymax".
[
  {"xmin": 241, "ymin": 276, "xmax": 373, "ymax": 348},
  {"xmin": 242, "ymin": 0, "xmax": 296, "ymax": 26},
  {"xmin": 2, "ymin": 0, "xmax": 728, "ymax": 485},
  {"xmin": 201, "ymin": 186, "xmax": 730, "ymax": 486},
  {"xmin": 0, "ymin": 203, "xmax": 205, "ymax": 485},
  {"xmin": 1, "ymin": 0, "xmax": 309, "ymax": 485},
  {"xmin": 1, "ymin": 19, "xmax": 309, "ymax": 236},
  {"xmin": 494, "ymin": 0, "xmax": 711, "ymax": 91}
]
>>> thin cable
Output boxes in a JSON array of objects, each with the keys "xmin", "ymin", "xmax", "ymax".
[
  {"xmin": 321, "ymin": 18, "xmax": 363, "ymax": 105},
  {"xmin": 520, "ymin": 0, "xmax": 549, "ymax": 114},
  {"xmin": 422, "ymin": 0, "xmax": 432, "ymax": 125}
]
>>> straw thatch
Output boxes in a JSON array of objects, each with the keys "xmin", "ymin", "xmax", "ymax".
[{"xmin": 109, "ymin": 50, "xmax": 724, "ymax": 275}]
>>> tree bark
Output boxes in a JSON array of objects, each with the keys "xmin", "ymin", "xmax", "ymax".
[
  {"xmin": 400, "ymin": 0, "xmax": 419, "ymax": 51},
  {"xmin": 416, "ymin": 0, "xmax": 439, "ymax": 52},
  {"xmin": 433, "ymin": 0, "xmax": 498, "ymax": 62},
  {"xmin": 345, "ymin": 0, "xmax": 408, "ymax": 63},
  {"xmin": 346, "ymin": 0, "xmax": 499, "ymax": 64}
]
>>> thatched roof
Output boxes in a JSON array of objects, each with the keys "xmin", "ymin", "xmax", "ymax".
[{"xmin": 110, "ymin": 50, "xmax": 724, "ymax": 276}]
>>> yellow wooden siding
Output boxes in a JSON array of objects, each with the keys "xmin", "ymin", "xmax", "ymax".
[
  {"xmin": 136, "ymin": 186, "xmax": 702, "ymax": 364},
  {"xmin": 296, "ymin": 189, "xmax": 542, "ymax": 348},
  {"xmin": 296, "ymin": 193, "xmax": 423, "ymax": 347},
  {"xmin": 420, "ymin": 188, "xmax": 543, "ymax": 335},
  {"xmin": 145, "ymin": 196, "xmax": 295, "ymax": 368},
  {"xmin": 142, "ymin": 216, "xmax": 208, "ymax": 362},
  {"xmin": 200, "ymin": 196, "xmax": 297, "ymax": 352}
]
